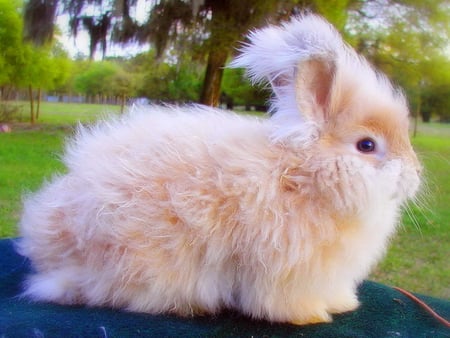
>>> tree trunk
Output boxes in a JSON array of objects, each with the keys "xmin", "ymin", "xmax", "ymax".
[
  {"xmin": 36, "ymin": 87, "xmax": 42, "ymax": 120},
  {"xmin": 199, "ymin": 49, "xmax": 229, "ymax": 107},
  {"xmin": 28, "ymin": 85, "xmax": 35, "ymax": 124}
]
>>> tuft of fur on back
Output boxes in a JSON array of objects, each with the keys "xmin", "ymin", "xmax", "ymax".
[{"xmin": 17, "ymin": 14, "xmax": 421, "ymax": 326}]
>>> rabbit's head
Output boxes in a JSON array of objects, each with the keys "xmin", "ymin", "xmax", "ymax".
[{"xmin": 230, "ymin": 14, "xmax": 421, "ymax": 217}]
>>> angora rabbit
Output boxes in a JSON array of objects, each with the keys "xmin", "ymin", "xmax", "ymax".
[{"xmin": 18, "ymin": 14, "xmax": 421, "ymax": 325}]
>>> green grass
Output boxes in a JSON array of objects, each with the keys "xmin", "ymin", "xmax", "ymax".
[
  {"xmin": 12, "ymin": 101, "xmax": 121, "ymax": 124},
  {"xmin": 0, "ymin": 102, "xmax": 449, "ymax": 298},
  {"xmin": 0, "ymin": 129, "xmax": 66, "ymax": 237},
  {"xmin": 0, "ymin": 101, "xmax": 120, "ymax": 237}
]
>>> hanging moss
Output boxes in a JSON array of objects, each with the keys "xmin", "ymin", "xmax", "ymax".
[{"xmin": 24, "ymin": 0, "xmax": 58, "ymax": 45}]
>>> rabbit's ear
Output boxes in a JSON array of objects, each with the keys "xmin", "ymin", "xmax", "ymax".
[
  {"xmin": 229, "ymin": 14, "xmax": 345, "ymax": 124},
  {"xmin": 294, "ymin": 57, "xmax": 336, "ymax": 123}
]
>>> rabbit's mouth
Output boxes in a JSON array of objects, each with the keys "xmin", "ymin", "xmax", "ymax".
[
  {"xmin": 370, "ymin": 158, "xmax": 420, "ymax": 205},
  {"xmin": 396, "ymin": 169, "xmax": 421, "ymax": 203},
  {"xmin": 389, "ymin": 191, "xmax": 400, "ymax": 201}
]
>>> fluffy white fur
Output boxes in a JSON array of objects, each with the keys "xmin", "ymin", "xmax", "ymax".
[{"xmin": 17, "ymin": 14, "xmax": 421, "ymax": 325}]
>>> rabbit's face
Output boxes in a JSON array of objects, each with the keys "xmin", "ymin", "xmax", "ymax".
[{"xmin": 309, "ymin": 92, "xmax": 421, "ymax": 215}]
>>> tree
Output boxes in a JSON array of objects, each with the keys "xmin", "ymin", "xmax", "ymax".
[
  {"xmin": 0, "ymin": 0, "xmax": 49, "ymax": 123},
  {"xmin": 420, "ymin": 55, "xmax": 450, "ymax": 122},
  {"xmin": 17, "ymin": 40, "xmax": 73, "ymax": 123},
  {"xmin": 48, "ymin": 43, "xmax": 74, "ymax": 99},
  {"xmin": 133, "ymin": 51, "xmax": 202, "ymax": 103},
  {"xmin": 0, "ymin": 0, "xmax": 74, "ymax": 123},
  {"xmin": 24, "ymin": 0, "xmax": 449, "ymax": 111},
  {"xmin": 0, "ymin": 0, "xmax": 26, "ymax": 100},
  {"xmin": 192, "ymin": 1, "xmax": 285, "ymax": 106},
  {"xmin": 221, "ymin": 68, "xmax": 268, "ymax": 110},
  {"xmin": 23, "ymin": 45, "xmax": 52, "ymax": 123},
  {"xmin": 134, "ymin": 0, "xmax": 362, "ymax": 106},
  {"xmin": 23, "ymin": 0, "xmax": 362, "ymax": 106},
  {"xmin": 110, "ymin": 68, "xmax": 136, "ymax": 113},
  {"xmin": 348, "ymin": 0, "xmax": 450, "ymax": 122},
  {"xmin": 74, "ymin": 61, "xmax": 123, "ymax": 103}
]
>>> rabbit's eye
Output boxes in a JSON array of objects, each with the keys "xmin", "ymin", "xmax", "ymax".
[{"xmin": 357, "ymin": 138, "xmax": 376, "ymax": 153}]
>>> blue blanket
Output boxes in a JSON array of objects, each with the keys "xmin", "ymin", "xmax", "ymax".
[{"xmin": 1, "ymin": 238, "xmax": 448, "ymax": 337}]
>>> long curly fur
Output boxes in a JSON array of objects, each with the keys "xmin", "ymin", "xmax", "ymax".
[{"xmin": 17, "ymin": 14, "xmax": 421, "ymax": 325}]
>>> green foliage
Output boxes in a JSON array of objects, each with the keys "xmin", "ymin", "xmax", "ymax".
[
  {"xmin": 348, "ymin": 1, "xmax": 450, "ymax": 121},
  {"xmin": 421, "ymin": 85, "xmax": 450, "ymax": 122},
  {"xmin": 313, "ymin": 0, "xmax": 359, "ymax": 30},
  {"xmin": 22, "ymin": 45, "xmax": 53, "ymax": 89},
  {"xmin": 166, "ymin": 65, "xmax": 203, "ymax": 102},
  {"xmin": 0, "ymin": 0, "xmax": 26, "ymax": 88},
  {"xmin": 0, "ymin": 0, "xmax": 74, "ymax": 125},
  {"xmin": 74, "ymin": 61, "xmax": 121, "ymax": 97},
  {"xmin": 221, "ymin": 68, "xmax": 268, "ymax": 107},
  {"xmin": 48, "ymin": 43, "xmax": 74, "ymax": 93},
  {"xmin": 110, "ymin": 69, "xmax": 133, "ymax": 97},
  {"xmin": 131, "ymin": 51, "xmax": 202, "ymax": 102},
  {"xmin": 72, "ymin": 59, "xmax": 140, "ymax": 101},
  {"xmin": 419, "ymin": 55, "xmax": 450, "ymax": 121},
  {"xmin": 0, "ymin": 102, "xmax": 23, "ymax": 122}
]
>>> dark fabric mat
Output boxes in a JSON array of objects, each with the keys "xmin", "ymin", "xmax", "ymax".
[{"xmin": 1, "ymin": 238, "xmax": 448, "ymax": 337}]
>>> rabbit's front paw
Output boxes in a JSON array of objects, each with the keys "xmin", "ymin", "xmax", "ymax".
[
  {"xmin": 289, "ymin": 310, "xmax": 332, "ymax": 326},
  {"xmin": 287, "ymin": 301, "xmax": 333, "ymax": 325}
]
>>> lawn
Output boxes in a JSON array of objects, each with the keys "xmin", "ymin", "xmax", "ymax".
[
  {"xmin": 10, "ymin": 100, "xmax": 121, "ymax": 124},
  {"xmin": 0, "ymin": 101, "xmax": 448, "ymax": 299}
]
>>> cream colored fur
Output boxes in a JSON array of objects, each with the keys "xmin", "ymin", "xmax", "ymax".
[{"xmin": 17, "ymin": 14, "xmax": 421, "ymax": 325}]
